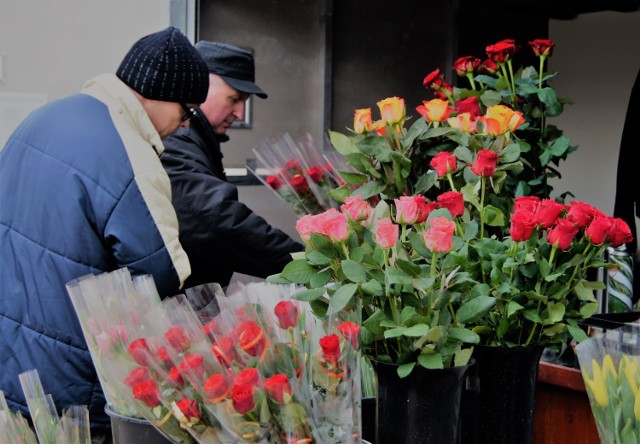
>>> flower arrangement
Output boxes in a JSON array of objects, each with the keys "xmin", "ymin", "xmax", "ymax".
[
  {"xmin": 576, "ymin": 323, "xmax": 640, "ymax": 443},
  {"xmin": 0, "ymin": 390, "xmax": 38, "ymax": 444},
  {"xmin": 268, "ymin": 38, "xmax": 634, "ymax": 376},
  {"xmin": 66, "ymin": 269, "xmax": 362, "ymax": 443},
  {"xmin": 249, "ymin": 133, "xmax": 348, "ymax": 216}
]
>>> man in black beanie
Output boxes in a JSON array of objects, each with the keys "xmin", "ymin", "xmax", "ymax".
[
  {"xmin": 0, "ymin": 26, "xmax": 208, "ymax": 440},
  {"xmin": 162, "ymin": 41, "xmax": 303, "ymax": 290}
]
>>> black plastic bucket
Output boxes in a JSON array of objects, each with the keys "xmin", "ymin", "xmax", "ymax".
[{"xmin": 105, "ymin": 405, "xmax": 172, "ymax": 444}]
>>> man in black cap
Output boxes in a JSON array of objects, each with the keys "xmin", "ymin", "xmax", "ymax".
[
  {"xmin": 162, "ymin": 41, "xmax": 303, "ymax": 290},
  {"xmin": 0, "ymin": 26, "xmax": 208, "ymax": 439}
]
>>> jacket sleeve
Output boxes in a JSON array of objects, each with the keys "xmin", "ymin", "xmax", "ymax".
[{"xmin": 162, "ymin": 141, "xmax": 304, "ymax": 284}]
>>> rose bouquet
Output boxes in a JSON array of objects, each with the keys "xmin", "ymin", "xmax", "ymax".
[
  {"xmin": 576, "ymin": 322, "xmax": 640, "ymax": 443},
  {"xmin": 249, "ymin": 133, "xmax": 348, "ymax": 216},
  {"xmin": 67, "ymin": 270, "xmax": 363, "ymax": 443},
  {"xmin": 269, "ymin": 38, "xmax": 634, "ymax": 376}
]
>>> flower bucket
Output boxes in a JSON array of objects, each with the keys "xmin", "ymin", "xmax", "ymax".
[
  {"xmin": 373, "ymin": 360, "xmax": 473, "ymax": 444},
  {"xmin": 460, "ymin": 344, "xmax": 544, "ymax": 444},
  {"xmin": 105, "ymin": 405, "xmax": 172, "ymax": 444}
]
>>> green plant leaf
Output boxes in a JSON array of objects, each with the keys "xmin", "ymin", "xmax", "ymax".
[
  {"xmin": 310, "ymin": 270, "xmax": 331, "ymax": 288},
  {"xmin": 330, "ymin": 283, "xmax": 358, "ymax": 312},
  {"xmin": 329, "ymin": 130, "xmax": 358, "ymax": 155},
  {"xmin": 418, "ymin": 353, "xmax": 443, "ymax": 370},
  {"xmin": 449, "ymin": 327, "xmax": 480, "ymax": 344},
  {"xmin": 341, "ymin": 259, "xmax": 367, "ymax": 283},
  {"xmin": 306, "ymin": 250, "xmax": 332, "ymax": 266},
  {"xmin": 280, "ymin": 260, "xmax": 317, "ymax": 284},
  {"xmin": 456, "ymin": 296, "xmax": 496, "ymax": 324},
  {"xmin": 403, "ymin": 323, "xmax": 429, "ymax": 337},
  {"xmin": 353, "ymin": 181, "xmax": 387, "ymax": 200},
  {"xmin": 295, "ymin": 288, "xmax": 326, "ymax": 302},
  {"xmin": 361, "ymin": 279, "xmax": 383, "ymax": 295},
  {"xmin": 397, "ymin": 362, "xmax": 415, "ymax": 378}
]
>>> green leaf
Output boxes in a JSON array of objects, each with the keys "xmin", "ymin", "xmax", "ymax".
[
  {"xmin": 567, "ymin": 323, "xmax": 588, "ymax": 343},
  {"xmin": 506, "ymin": 301, "xmax": 524, "ymax": 317},
  {"xmin": 280, "ymin": 260, "xmax": 317, "ymax": 284},
  {"xmin": 483, "ymin": 205, "xmax": 505, "ymax": 227},
  {"xmin": 353, "ymin": 181, "xmax": 387, "ymax": 200},
  {"xmin": 456, "ymin": 296, "xmax": 497, "ymax": 324},
  {"xmin": 338, "ymin": 171, "xmax": 369, "ymax": 184},
  {"xmin": 418, "ymin": 353, "xmax": 443, "ymax": 370},
  {"xmin": 295, "ymin": 287, "xmax": 326, "ymax": 302},
  {"xmin": 546, "ymin": 301, "xmax": 565, "ymax": 324},
  {"xmin": 361, "ymin": 279, "xmax": 383, "ymax": 295},
  {"xmin": 266, "ymin": 274, "xmax": 292, "ymax": 284},
  {"xmin": 579, "ymin": 302, "xmax": 599, "ymax": 318},
  {"xmin": 341, "ymin": 259, "xmax": 367, "ymax": 283},
  {"xmin": 306, "ymin": 250, "xmax": 332, "ymax": 265},
  {"xmin": 384, "ymin": 327, "xmax": 405, "ymax": 339},
  {"xmin": 449, "ymin": 327, "xmax": 480, "ymax": 344},
  {"xmin": 330, "ymin": 283, "xmax": 358, "ymax": 312},
  {"xmin": 329, "ymin": 130, "xmax": 359, "ymax": 155},
  {"xmin": 310, "ymin": 270, "xmax": 331, "ymax": 288},
  {"xmin": 414, "ymin": 170, "xmax": 438, "ymax": 195},
  {"xmin": 397, "ymin": 362, "xmax": 416, "ymax": 378},
  {"xmin": 403, "ymin": 323, "xmax": 429, "ymax": 337}
]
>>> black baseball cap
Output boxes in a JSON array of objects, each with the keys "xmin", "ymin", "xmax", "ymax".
[{"xmin": 195, "ymin": 41, "xmax": 268, "ymax": 99}]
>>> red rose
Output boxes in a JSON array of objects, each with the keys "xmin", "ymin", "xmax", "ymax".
[
  {"xmin": 266, "ymin": 175, "xmax": 282, "ymax": 190},
  {"xmin": 566, "ymin": 201, "xmax": 596, "ymax": 229},
  {"xmin": 486, "ymin": 39, "xmax": 519, "ymax": 63},
  {"xmin": 607, "ymin": 218, "xmax": 633, "ymax": 248},
  {"xmin": 231, "ymin": 384, "xmax": 255, "ymax": 415},
  {"xmin": 178, "ymin": 354, "xmax": 205, "ymax": 382},
  {"xmin": 204, "ymin": 373, "xmax": 230, "ymax": 402},
  {"xmin": 337, "ymin": 321, "xmax": 361, "ymax": 349},
  {"xmin": 175, "ymin": 398, "xmax": 200, "ymax": 421},
  {"xmin": 124, "ymin": 366, "xmax": 150, "ymax": 388},
  {"xmin": 167, "ymin": 366, "xmax": 184, "ymax": 388},
  {"xmin": 528, "ymin": 39, "xmax": 555, "ymax": 58},
  {"xmin": 164, "ymin": 326, "xmax": 190, "ymax": 351},
  {"xmin": 212, "ymin": 337, "xmax": 238, "ymax": 367},
  {"xmin": 290, "ymin": 174, "xmax": 309, "ymax": 193},
  {"xmin": 437, "ymin": 191, "xmax": 465, "ymax": 217},
  {"xmin": 237, "ymin": 322, "xmax": 266, "ymax": 357},
  {"xmin": 478, "ymin": 59, "xmax": 498, "ymax": 75},
  {"xmin": 514, "ymin": 196, "xmax": 540, "ymax": 213},
  {"xmin": 510, "ymin": 210, "xmax": 536, "ymax": 242},
  {"xmin": 234, "ymin": 368, "xmax": 260, "ymax": 387},
  {"xmin": 430, "ymin": 152, "xmax": 457, "ymax": 178},
  {"xmin": 534, "ymin": 199, "xmax": 564, "ymax": 229},
  {"xmin": 132, "ymin": 379, "xmax": 161, "ymax": 407},
  {"xmin": 416, "ymin": 199, "xmax": 438, "ymax": 224},
  {"xmin": 586, "ymin": 216, "xmax": 614, "ymax": 246},
  {"xmin": 454, "ymin": 97, "xmax": 482, "ymax": 119},
  {"xmin": 470, "ymin": 150, "xmax": 499, "ymax": 177},
  {"xmin": 274, "ymin": 300, "xmax": 299, "ymax": 329},
  {"xmin": 284, "ymin": 159, "xmax": 302, "ymax": 174},
  {"xmin": 453, "ymin": 55, "xmax": 481, "ymax": 76},
  {"xmin": 127, "ymin": 338, "xmax": 150, "ymax": 366},
  {"xmin": 306, "ymin": 166, "xmax": 325, "ymax": 184},
  {"xmin": 547, "ymin": 218, "xmax": 579, "ymax": 250},
  {"xmin": 423, "ymin": 68, "xmax": 444, "ymax": 92},
  {"xmin": 319, "ymin": 334, "xmax": 341, "ymax": 363},
  {"xmin": 156, "ymin": 346, "xmax": 174, "ymax": 369},
  {"xmin": 264, "ymin": 374, "xmax": 292, "ymax": 404}
]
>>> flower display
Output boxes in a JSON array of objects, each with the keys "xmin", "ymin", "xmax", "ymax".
[
  {"xmin": 576, "ymin": 323, "xmax": 640, "ymax": 443},
  {"xmin": 249, "ymin": 133, "xmax": 349, "ymax": 216},
  {"xmin": 269, "ymin": 38, "xmax": 634, "ymax": 377},
  {"xmin": 66, "ymin": 270, "xmax": 362, "ymax": 443}
]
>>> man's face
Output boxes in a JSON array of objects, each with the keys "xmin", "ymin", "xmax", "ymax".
[{"xmin": 200, "ymin": 74, "xmax": 250, "ymax": 135}]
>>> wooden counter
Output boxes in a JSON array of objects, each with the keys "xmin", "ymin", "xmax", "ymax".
[{"xmin": 532, "ymin": 361, "xmax": 600, "ymax": 443}]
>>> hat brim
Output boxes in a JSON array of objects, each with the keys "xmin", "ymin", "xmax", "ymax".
[{"xmin": 220, "ymin": 75, "xmax": 268, "ymax": 99}]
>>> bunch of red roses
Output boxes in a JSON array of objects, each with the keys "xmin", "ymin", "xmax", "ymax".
[
  {"xmin": 250, "ymin": 133, "xmax": 347, "ymax": 216},
  {"xmin": 68, "ymin": 272, "xmax": 363, "ymax": 443}
]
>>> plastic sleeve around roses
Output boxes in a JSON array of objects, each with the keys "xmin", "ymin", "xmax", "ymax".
[
  {"xmin": 306, "ymin": 315, "xmax": 362, "ymax": 444},
  {"xmin": 18, "ymin": 369, "xmax": 65, "ymax": 444},
  {"xmin": 575, "ymin": 323, "xmax": 640, "ymax": 443},
  {"xmin": 60, "ymin": 405, "xmax": 91, "ymax": 444},
  {"xmin": 0, "ymin": 390, "xmax": 38, "ymax": 444}
]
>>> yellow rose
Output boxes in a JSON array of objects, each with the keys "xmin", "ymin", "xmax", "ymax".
[
  {"xmin": 447, "ymin": 113, "xmax": 478, "ymax": 133},
  {"xmin": 354, "ymin": 108, "xmax": 373, "ymax": 134},
  {"xmin": 419, "ymin": 99, "xmax": 453, "ymax": 124},
  {"xmin": 377, "ymin": 97, "xmax": 405, "ymax": 125}
]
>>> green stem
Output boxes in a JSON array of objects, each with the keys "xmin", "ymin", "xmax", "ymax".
[
  {"xmin": 507, "ymin": 59, "xmax": 517, "ymax": 105},
  {"xmin": 466, "ymin": 72, "xmax": 477, "ymax": 91},
  {"xmin": 447, "ymin": 172, "xmax": 456, "ymax": 192},
  {"xmin": 479, "ymin": 175, "xmax": 486, "ymax": 239}
]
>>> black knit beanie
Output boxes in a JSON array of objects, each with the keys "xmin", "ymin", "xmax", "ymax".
[{"xmin": 116, "ymin": 27, "xmax": 209, "ymax": 104}]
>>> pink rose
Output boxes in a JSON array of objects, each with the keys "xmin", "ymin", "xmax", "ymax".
[
  {"xmin": 394, "ymin": 196, "xmax": 420, "ymax": 225},
  {"xmin": 296, "ymin": 214, "xmax": 320, "ymax": 241},
  {"xmin": 424, "ymin": 217, "xmax": 456, "ymax": 253},
  {"xmin": 340, "ymin": 195, "xmax": 372, "ymax": 222},
  {"xmin": 318, "ymin": 209, "xmax": 349, "ymax": 243},
  {"xmin": 375, "ymin": 218, "xmax": 399, "ymax": 249}
]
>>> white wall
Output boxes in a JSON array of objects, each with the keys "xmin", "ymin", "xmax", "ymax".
[
  {"xmin": 0, "ymin": 0, "xmax": 171, "ymax": 145},
  {"xmin": 549, "ymin": 10, "xmax": 640, "ymax": 214}
]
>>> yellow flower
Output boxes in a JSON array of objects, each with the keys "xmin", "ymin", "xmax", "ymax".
[
  {"xmin": 377, "ymin": 97, "xmax": 405, "ymax": 125},
  {"xmin": 620, "ymin": 355, "xmax": 639, "ymax": 395},
  {"xmin": 353, "ymin": 108, "xmax": 373, "ymax": 134},
  {"xmin": 602, "ymin": 354, "xmax": 618, "ymax": 383},
  {"xmin": 447, "ymin": 113, "xmax": 477, "ymax": 133},
  {"xmin": 583, "ymin": 359, "xmax": 608, "ymax": 408},
  {"xmin": 418, "ymin": 99, "xmax": 453, "ymax": 124},
  {"xmin": 480, "ymin": 104, "xmax": 524, "ymax": 136}
]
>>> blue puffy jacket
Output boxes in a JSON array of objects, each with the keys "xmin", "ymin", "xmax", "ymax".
[{"xmin": 0, "ymin": 74, "xmax": 190, "ymax": 430}]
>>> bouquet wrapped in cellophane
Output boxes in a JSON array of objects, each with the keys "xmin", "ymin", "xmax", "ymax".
[
  {"xmin": 249, "ymin": 133, "xmax": 349, "ymax": 216},
  {"xmin": 66, "ymin": 269, "xmax": 363, "ymax": 443},
  {"xmin": 0, "ymin": 389, "xmax": 38, "ymax": 444},
  {"xmin": 576, "ymin": 322, "xmax": 640, "ymax": 443}
]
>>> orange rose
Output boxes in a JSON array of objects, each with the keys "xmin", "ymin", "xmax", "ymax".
[
  {"xmin": 416, "ymin": 99, "xmax": 453, "ymax": 124},
  {"xmin": 354, "ymin": 108, "xmax": 374, "ymax": 134}
]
